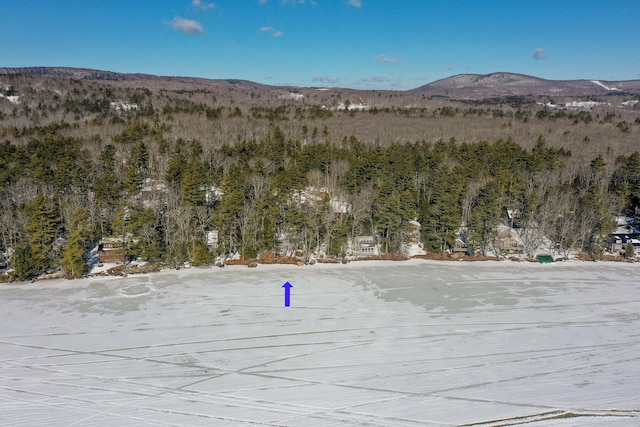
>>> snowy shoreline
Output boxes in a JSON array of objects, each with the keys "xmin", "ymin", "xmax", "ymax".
[{"xmin": 4, "ymin": 255, "xmax": 636, "ymax": 290}]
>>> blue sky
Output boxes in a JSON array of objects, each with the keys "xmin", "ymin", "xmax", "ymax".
[{"xmin": 3, "ymin": 0, "xmax": 639, "ymax": 90}]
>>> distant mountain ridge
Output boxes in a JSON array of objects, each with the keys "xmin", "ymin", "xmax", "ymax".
[
  {"xmin": 413, "ymin": 72, "xmax": 640, "ymax": 98},
  {"xmin": 2, "ymin": 67, "xmax": 640, "ymax": 98},
  {"xmin": 0, "ymin": 66, "xmax": 155, "ymax": 81},
  {"xmin": 0, "ymin": 66, "xmax": 270, "ymax": 89}
]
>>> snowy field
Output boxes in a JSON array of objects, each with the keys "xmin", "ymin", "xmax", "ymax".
[{"xmin": 1, "ymin": 260, "xmax": 639, "ymax": 426}]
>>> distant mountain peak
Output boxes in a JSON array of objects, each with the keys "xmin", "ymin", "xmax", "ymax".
[
  {"xmin": 414, "ymin": 72, "xmax": 640, "ymax": 98},
  {"xmin": 424, "ymin": 72, "xmax": 544, "ymax": 89}
]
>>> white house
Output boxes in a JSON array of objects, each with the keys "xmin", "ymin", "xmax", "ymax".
[{"xmin": 353, "ymin": 236, "xmax": 380, "ymax": 257}]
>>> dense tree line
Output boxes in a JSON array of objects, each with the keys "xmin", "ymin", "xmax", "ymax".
[
  {"xmin": 2, "ymin": 116, "xmax": 640, "ymax": 281},
  {"xmin": 1, "ymin": 74, "xmax": 638, "ymax": 280}
]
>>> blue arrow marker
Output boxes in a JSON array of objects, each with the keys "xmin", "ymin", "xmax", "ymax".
[{"xmin": 282, "ymin": 281, "xmax": 293, "ymax": 307}]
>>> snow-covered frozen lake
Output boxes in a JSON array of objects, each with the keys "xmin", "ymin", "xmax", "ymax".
[{"xmin": 1, "ymin": 260, "xmax": 639, "ymax": 426}]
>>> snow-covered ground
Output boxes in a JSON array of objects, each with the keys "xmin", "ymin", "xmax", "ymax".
[
  {"xmin": 590, "ymin": 80, "xmax": 621, "ymax": 92},
  {"xmin": 1, "ymin": 260, "xmax": 639, "ymax": 426},
  {"xmin": 0, "ymin": 93, "xmax": 20, "ymax": 104}
]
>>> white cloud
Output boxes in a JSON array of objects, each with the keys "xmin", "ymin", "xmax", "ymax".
[
  {"xmin": 359, "ymin": 75, "xmax": 390, "ymax": 83},
  {"xmin": 260, "ymin": 26, "xmax": 284, "ymax": 37},
  {"xmin": 312, "ymin": 76, "xmax": 341, "ymax": 84},
  {"xmin": 193, "ymin": 0, "xmax": 215, "ymax": 10},
  {"xmin": 351, "ymin": 75, "xmax": 408, "ymax": 90},
  {"xmin": 347, "ymin": 0, "xmax": 362, "ymax": 7},
  {"xmin": 259, "ymin": 0, "xmax": 318, "ymax": 5},
  {"xmin": 533, "ymin": 48, "xmax": 548, "ymax": 60},
  {"xmin": 374, "ymin": 54, "xmax": 398, "ymax": 63},
  {"xmin": 165, "ymin": 17, "xmax": 204, "ymax": 34}
]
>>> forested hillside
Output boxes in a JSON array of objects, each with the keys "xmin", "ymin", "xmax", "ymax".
[{"xmin": 1, "ymin": 71, "xmax": 639, "ymax": 280}]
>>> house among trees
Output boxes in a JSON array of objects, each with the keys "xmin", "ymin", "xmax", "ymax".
[
  {"xmin": 408, "ymin": 220, "xmax": 421, "ymax": 244},
  {"xmin": 205, "ymin": 230, "xmax": 219, "ymax": 250},
  {"xmin": 97, "ymin": 237, "xmax": 136, "ymax": 264},
  {"xmin": 607, "ymin": 234, "xmax": 640, "ymax": 257},
  {"xmin": 492, "ymin": 225, "xmax": 525, "ymax": 255},
  {"xmin": 452, "ymin": 238, "xmax": 469, "ymax": 256},
  {"xmin": 607, "ymin": 217, "xmax": 640, "ymax": 257},
  {"xmin": 353, "ymin": 236, "xmax": 380, "ymax": 257}
]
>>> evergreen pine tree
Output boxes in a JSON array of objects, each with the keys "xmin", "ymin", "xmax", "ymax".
[
  {"xmin": 625, "ymin": 241, "xmax": 635, "ymax": 258},
  {"xmin": 468, "ymin": 181, "xmax": 502, "ymax": 256},
  {"xmin": 93, "ymin": 145, "xmax": 122, "ymax": 204},
  {"xmin": 21, "ymin": 194, "xmax": 61, "ymax": 277},
  {"xmin": 12, "ymin": 241, "xmax": 36, "ymax": 281},
  {"xmin": 61, "ymin": 208, "xmax": 91, "ymax": 278},
  {"xmin": 123, "ymin": 141, "xmax": 148, "ymax": 194},
  {"xmin": 182, "ymin": 161, "xmax": 207, "ymax": 206}
]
